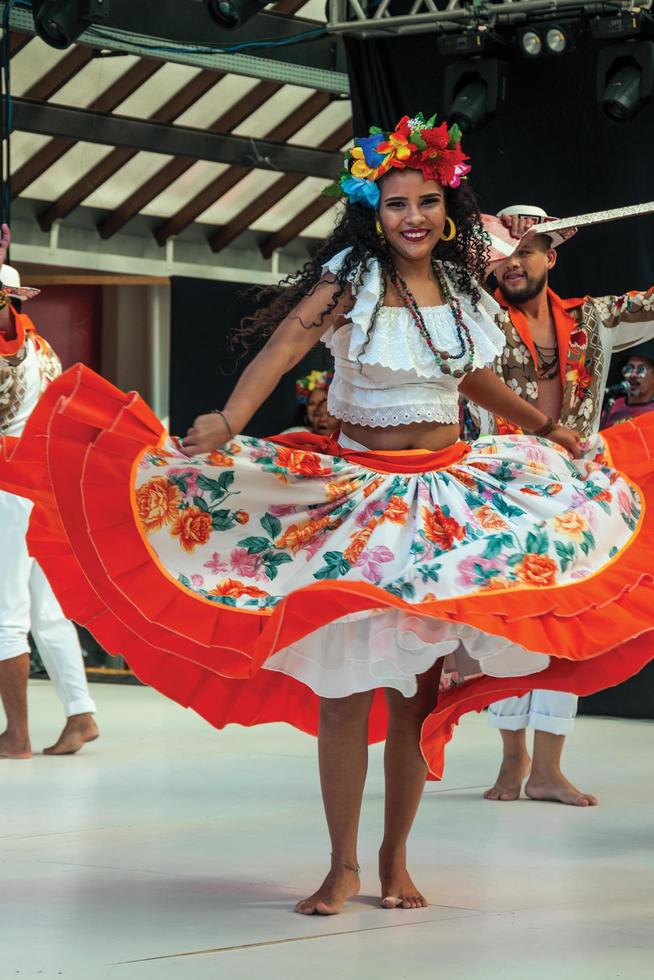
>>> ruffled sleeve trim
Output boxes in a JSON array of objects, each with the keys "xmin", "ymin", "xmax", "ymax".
[
  {"xmin": 321, "ymin": 253, "xmax": 505, "ymax": 371},
  {"xmin": 321, "ymin": 248, "xmax": 382, "ymax": 358}
]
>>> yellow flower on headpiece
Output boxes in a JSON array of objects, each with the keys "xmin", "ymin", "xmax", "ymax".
[
  {"xmin": 350, "ymin": 146, "xmax": 388, "ymax": 181},
  {"xmin": 377, "ymin": 130, "xmax": 416, "ymax": 167}
]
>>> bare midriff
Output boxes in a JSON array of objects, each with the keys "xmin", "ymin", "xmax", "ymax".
[{"xmin": 340, "ymin": 419, "xmax": 461, "ymax": 451}]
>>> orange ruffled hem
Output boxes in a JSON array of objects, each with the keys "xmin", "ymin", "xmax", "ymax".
[{"xmin": 2, "ymin": 365, "xmax": 654, "ymax": 778}]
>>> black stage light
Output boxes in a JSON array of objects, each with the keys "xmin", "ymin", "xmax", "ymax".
[
  {"xmin": 444, "ymin": 60, "xmax": 508, "ymax": 132},
  {"xmin": 544, "ymin": 26, "xmax": 568, "ymax": 54},
  {"xmin": 450, "ymin": 78, "xmax": 487, "ymax": 131},
  {"xmin": 591, "ymin": 12, "xmax": 643, "ymax": 41},
  {"xmin": 32, "ymin": 0, "xmax": 110, "ymax": 50},
  {"xmin": 517, "ymin": 23, "xmax": 572, "ymax": 58},
  {"xmin": 518, "ymin": 28, "xmax": 542, "ymax": 57},
  {"xmin": 596, "ymin": 40, "xmax": 654, "ymax": 121},
  {"xmin": 209, "ymin": 0, "xmax": 270, "ymax": 29},
  {"xmin": 437, "ymin": 31, "xmax": 488, "ymax": 58}
]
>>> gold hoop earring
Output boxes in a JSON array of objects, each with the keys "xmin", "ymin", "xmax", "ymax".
[
  {"xmin": 375, "ymin": 218, "xmax": 385, "ymax": 242},
  {"xmin": 440, "ymin": 217, "xmax": 456, "ymax": 242}
]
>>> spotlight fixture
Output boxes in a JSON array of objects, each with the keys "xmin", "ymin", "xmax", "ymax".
[
  {"xmin": 545, "ymin": 27, "xmax": 567, "ymax": 54},
  {"xmin": 517, "ymin": 23, "xmax": 572, "ymax": 57},
  {"xmin": 597, "ymin": 41, "xmax": 654, "ymax": 121},
  {"xmin": 519, "ymin": 29, "xmax": 542, "ymax": 57},
  {"xmin": 32, "ymin": 0, "xmax": 110, "ymax": 50},
  {"xmin": 444, "ymin": 60, "xmax": 508, "ymax": 133},
  {"xmin": 208, "ymin": 0, "xmax": 270, "ymax": 29}
]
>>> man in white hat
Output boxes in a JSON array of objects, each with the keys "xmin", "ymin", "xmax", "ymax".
[
  {"xmin": 479, "ymin": 205, "xmax": 654, "ymax": 806},
  {"xmin": 0, "ymin": 225, "xmax": 99, "ymax": 758}
]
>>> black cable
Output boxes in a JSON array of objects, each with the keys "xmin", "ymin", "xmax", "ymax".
[{"xmin": 1, "ymin": 0, "xmax": 14, "ymax": 232}]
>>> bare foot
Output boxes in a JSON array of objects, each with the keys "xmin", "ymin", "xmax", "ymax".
[
  {"xmin": 0, "ymin": 729, "xmax": 32, "ymax": 759},
  {"xmin": 525, "ymin": 769, "xmax": 598, "ymax": 807},
  {"xmin": 483, "ymin": 751, "xmax": 531, "ymax": 802},
  {"xmin": 294, "ymin": 865, "xmax": 360, "ymax": 915},
  {"xmin": 43, "ymin": 713, "xmax": 99, "ymax": 756},
  {"xmin": 379, "ymin": 850, "xmax": 428, "ymax": 910}
]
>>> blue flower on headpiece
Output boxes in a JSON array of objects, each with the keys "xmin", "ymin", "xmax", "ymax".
[
  {"xmin": 356, "ymin": 133, "xmax": 387, "ymax": 169},
  {"xmin": 341, "ymin": 176, "xmax": 380, "ymax": 209}
]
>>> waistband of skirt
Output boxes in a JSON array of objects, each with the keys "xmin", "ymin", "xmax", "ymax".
[{"xmin": 269, "ymin": 430, "xmax": 471, "ymax": 474}]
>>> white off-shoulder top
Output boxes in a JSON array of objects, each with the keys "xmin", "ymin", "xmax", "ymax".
[{"xmin": 321, "ymin": 248, "xmax": 505, "ymax": 428}]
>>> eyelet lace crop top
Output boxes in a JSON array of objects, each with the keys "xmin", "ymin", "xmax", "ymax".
[{"xmin": 320, "ymin": 248, "xmax": 506, "ymax": 428}]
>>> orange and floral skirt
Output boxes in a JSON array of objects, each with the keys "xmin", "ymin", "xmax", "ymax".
[{"xmin": 1, "ymin": 365, "xmax": 653, "ymax": 778}]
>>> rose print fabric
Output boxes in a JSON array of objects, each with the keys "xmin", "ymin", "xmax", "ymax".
[
  {"xmin": 1, "ymin": 365, "xmax": 654, "ymax": 777},
  {"xmin": 134, "ymin": 430, "xmax": 642, "ymax": 696}
]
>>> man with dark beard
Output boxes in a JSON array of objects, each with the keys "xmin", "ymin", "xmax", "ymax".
[{"xmin": 480, "ymin": 204, "xmax": 654, "ymax": 807}]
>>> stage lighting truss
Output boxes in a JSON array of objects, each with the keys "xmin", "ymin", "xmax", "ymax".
[{"xmin": 325, "ymin": 0, "xmax": 653, "ymax": 40}]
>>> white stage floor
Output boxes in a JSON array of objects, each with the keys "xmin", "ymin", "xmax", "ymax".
[{"xmin": 2, "ymin": 680, "xmax": 652, "ymax": 979}]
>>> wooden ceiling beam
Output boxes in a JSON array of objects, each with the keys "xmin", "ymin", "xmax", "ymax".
[
  {"xmin": 260, "ymin": 194, "xmax": 339, "ymax": 259},
  {"xmin": 37, "ymin": 69, "xmax": 223, "ymax": 232},
  {"xmin": 8, "ymin": 31, "xmax": 33, "ymax": 57},
  {"xmin": 22, "ymin": 45, "xmax": 94, "ymax": 102},
  {"xmin": 208, "ymin": 120, "xmax": 352, "ymax": 254},
  {"xmin": 154, "ymin": 90, "xmax": 332, "ymax": 245},
  {"xmin": 97, "ymin": 80, "xmax": 282, "ymax": 240},
  {"xmin": 11, "ymin": 59, "xmax": 162, "ymax": 199}
]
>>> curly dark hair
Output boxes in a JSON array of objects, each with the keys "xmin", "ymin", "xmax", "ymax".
[{"xmin": 237, "ymin": 178, "xmax": 489, "ymax": 348}]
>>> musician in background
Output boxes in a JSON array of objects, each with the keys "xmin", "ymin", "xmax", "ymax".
[
  {"xmin": 604, "ymin": 341, "xmax": 654, "ymax": 426},
  {"xmin": 478, "ymin": 204, "xmax": 654, "ymax": 807}
]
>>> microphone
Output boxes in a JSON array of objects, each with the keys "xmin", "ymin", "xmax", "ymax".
[{"xmin": 604, "ymin": 380, "xmax": 629, "ymax": 400}]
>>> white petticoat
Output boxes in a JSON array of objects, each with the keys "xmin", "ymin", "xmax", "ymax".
[{"xmin": 263, "ymin": 432, "xmax": 551, "ymax": 698}]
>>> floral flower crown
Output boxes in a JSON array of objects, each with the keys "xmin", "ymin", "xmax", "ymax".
[
  {"xmin": 324, "ymin": 112, "xmax": 471, "ymax": 210},
  {"xmin": 295, "ymin": 369, "xmax": 334, "ymax": 404}
]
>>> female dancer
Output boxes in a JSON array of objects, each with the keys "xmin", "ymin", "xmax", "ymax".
[{"xmin": 1, "ymin": 113, "xmax": 652, "ymax": 915}]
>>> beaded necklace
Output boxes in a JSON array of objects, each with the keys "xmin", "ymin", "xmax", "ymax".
[
  {"xmin": 534, "ymin": 340, "xmax": 559, "ymax": 380},
  {"xmin": 388, "ymin": 260, "xmax": 476, "ymax": 377}
]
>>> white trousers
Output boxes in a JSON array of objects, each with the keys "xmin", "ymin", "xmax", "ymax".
[
  {"xmin": 0, "ymin": 490, "xmax": 96, "ymax": 717},
  {"xmin": 488, "ymin": 691, "xmax": 578, "ymax": 736}
]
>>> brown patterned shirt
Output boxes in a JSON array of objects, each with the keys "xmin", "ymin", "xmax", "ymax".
[
  {"xmin": 0, "ymin": 311, "xmax": 61, "ymax": 436},
  {"xmin": 488, "ymin": 286, "xmax": 654, "ymax": 438}
]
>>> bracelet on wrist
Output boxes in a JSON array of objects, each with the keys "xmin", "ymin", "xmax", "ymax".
[
  {"xmin": 211, "ymin": 409, "xmax": 234, "ymax": 442},
  {"xmin": 532, "ymin": 416, "xmax": 555, "ymax": 437}
]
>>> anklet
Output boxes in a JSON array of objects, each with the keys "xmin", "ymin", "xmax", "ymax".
[{"xmin": 331, "ymin": 853, "xmax": 361, "ymax": 874}]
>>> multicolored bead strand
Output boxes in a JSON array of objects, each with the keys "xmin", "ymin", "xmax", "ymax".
[{"xmin": 389, "ymin": 261, "xmax": 476, "ymax": 377}]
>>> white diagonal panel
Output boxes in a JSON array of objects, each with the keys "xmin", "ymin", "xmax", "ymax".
[
  {"xmin": 82, "ymin": 151, "xmax": 178, "ymax": 211},
  {"xmin": 287, "ymin": 99, "xmax": 352, "ymax": 146},
  {"xmin": 113, "ymin": 62, "xmax": 203, "ymax": 118},
  {"xmin": 196, "ymin": 169, "xmax": 286, "ymax": 226},
  {"xmin": 10, "ymin": 131, "xmax": 53, "ymax": 172},
  {"xmin": 139, "ymin": 160, "xmax": 230, "ymax": 219},
  {"xmin": 174, "ymin": 73, "xmax": 263, "ymax": 129},
  {"xmin": 231, "ymin": 84, "xmax": 315, "ymax": 138},
  {"xmin": 303, "ymin": 200, "xmax": 343, "ymax": 239},
  {"xmin": 249, "ymin": 175, "xmax": 327, "ymax": 232},
  {"xmin": 49, "ymin": 54, "xmax": 143, "ymax": 108},
  {"xmin": 20, "ymin": 141, "xmax": 118, "ymax": 201},
  {"xmin": 9, "ymin": 37, "xmax": 71, "ymax": 97}
]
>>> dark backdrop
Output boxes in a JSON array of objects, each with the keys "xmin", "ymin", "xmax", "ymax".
[
  {"xmin": 346, "ymin": 34, "xmax": 654, "ymax": 719},
  {"xmin": 170, "ymin": 277, "xmax": 333, "ymax": 437},
  {"xmin": 345, "ymin": 35, "xmax": 654, "ymax": 301}
]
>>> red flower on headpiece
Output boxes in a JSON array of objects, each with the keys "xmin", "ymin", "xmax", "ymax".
[{"xmin": 422, "ymin": 123, "xmax": 450, "ymax": 150}]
